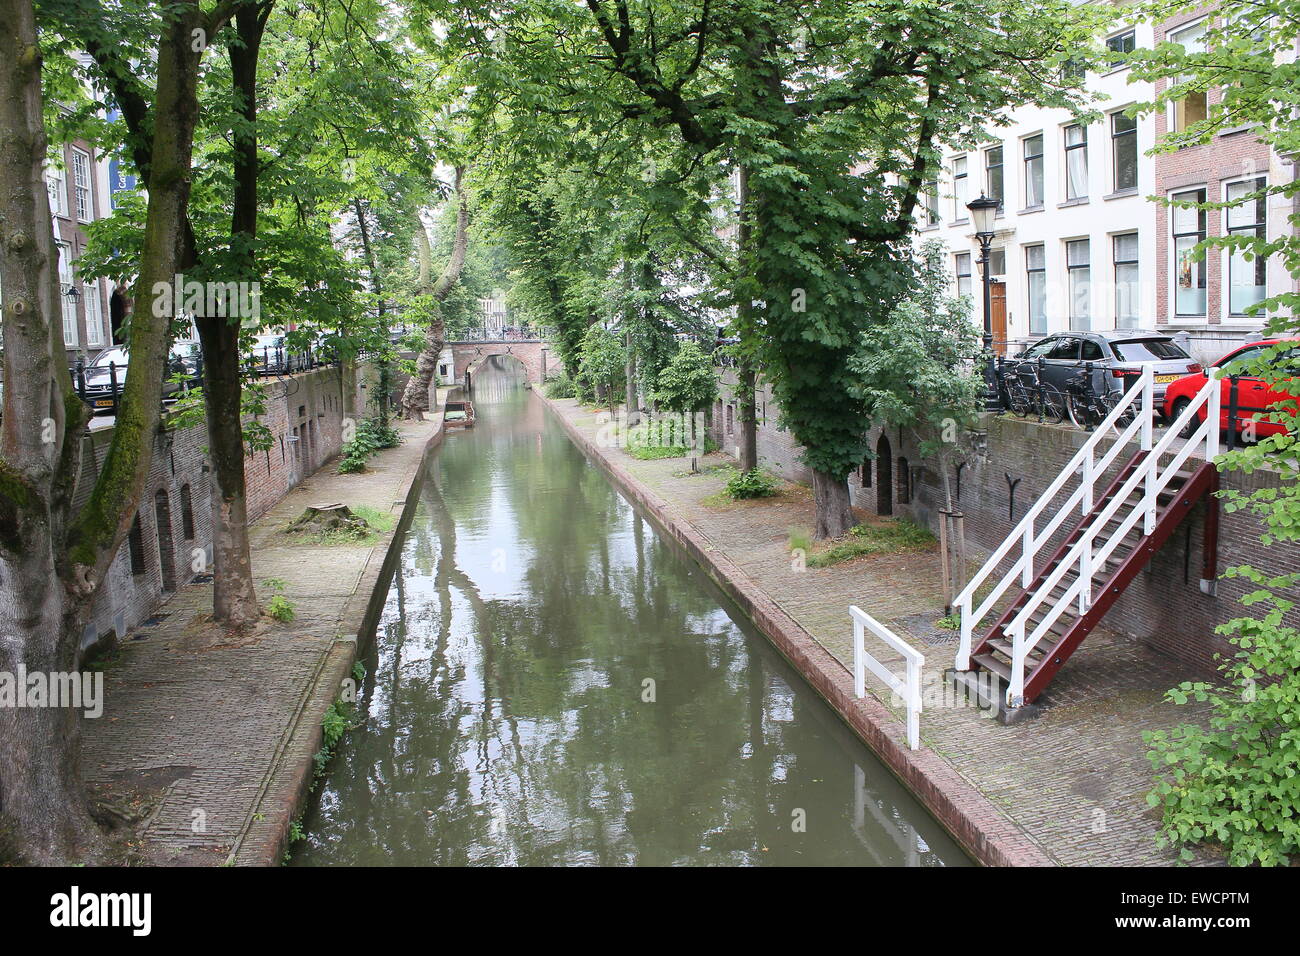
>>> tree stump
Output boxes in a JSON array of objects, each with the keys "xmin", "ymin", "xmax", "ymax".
[{"xmin": 287, "ymin": 502, "xmax": 370, "ymax": 537}]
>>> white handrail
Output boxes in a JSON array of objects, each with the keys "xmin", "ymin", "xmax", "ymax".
[
  {"xmin": 850, "ymin": 605, "xmax": 924, "ymax": 750},
  {"xmin": 1001, "ymin": 370, "xmax": 1222, "ymax": 706},
  {"xmin": 954, "ymin": 367, "xmax": 1153, "ymax": 670}
]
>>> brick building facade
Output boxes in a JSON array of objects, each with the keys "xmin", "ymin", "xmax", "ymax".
[{"xmin": 74, "ymin": 363, "xmax": 373, "ymax": 652}]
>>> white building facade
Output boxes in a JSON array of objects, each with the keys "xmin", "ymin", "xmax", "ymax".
[
  {"xmin": 921, "ymin": 21, "xmax": 1161, "ymax": 355},
  {"xmin": 921, "ymin": 11, "xmax": 1293, "ymax": 365}
]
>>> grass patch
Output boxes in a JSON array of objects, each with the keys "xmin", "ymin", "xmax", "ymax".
[
  {"xmin": 806, "ymin": 517, "xmax": 936, "ymax": 568},
  {"xmin": 936, "ymin": 614, "xmax": 960, "ymax": 631},
  {"xmin": 629, "ymin": 444, "xmax": 689, "ymax": 460}
]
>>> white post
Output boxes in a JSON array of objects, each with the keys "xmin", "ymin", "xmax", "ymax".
[
  {"xmin": 1079, "ymin": 529, "xmax": 1093, "ymax": 612},
  {"xmin": 957, "ymin": 596, "xmax": 972, "ymax": 670},
  {"xmin": 1141, "ymin": 366, "xmax": 1157, "ymax": 534},
  {"xmin": 853, "ymin": 617, "xmax": 865, "ymax": 699},
  {"xmin": 1009, "ymin": 624, "xmax": 1026, "ymax": 708},
  {"xmin": 1081, "ymin": 449, "xmax": 1094, "ymax": 515},
  {"xmin": 906, "ymin": 656, "xmax": 921, "ymax": 751},
  {"xmin": 1205, "ymin": 373, "xmax": 1222, "ymax": 461},
  {"xmin": 1021, "ymin": 521, "xmax": 1034, "ymax": 586}
]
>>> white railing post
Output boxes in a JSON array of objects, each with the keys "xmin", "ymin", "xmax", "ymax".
[
  {"xmin": 905, "ymin": 655, "xmax": 921, "ymax": 751},
  {"xmin": 957, "ymin": 595, "xmax": 972, "ymax": 670},
  {"xmin": 1079, "ymin": 527, "xmax": 1093, "ymax": 612},
  {"xmin": 1008, "ymin": 624, "xmax": 1026, "ymax": 709},
  {"xmin": 1205, "ymin": 372, "xmax": 1222, "ymax": 461},
  {"xmin": 1082, "ymin": 449, "xmax": 1094, "ymax": 515},
  {"xmin": 1141, "ymin": 366, "xmax": 1158, "ymax": 534},
  {"xmin": 853, "ymin": 615, "xmax": 865, "ymax": 699},
  {"xmin": 1021, "ymin": 520, "xmax": 1034, "ymax": 586}
]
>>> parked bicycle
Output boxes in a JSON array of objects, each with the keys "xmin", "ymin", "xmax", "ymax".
[
  {"xmin": 998, "ymin": 359, "xmax": 1067, "ymax": 424},
  {"xmin": 1064, "ymin": 365, "xmax": 1137, "ymax": 432}
]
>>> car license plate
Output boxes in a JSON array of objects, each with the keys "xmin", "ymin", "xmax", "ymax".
[
  {"xmin": 95, "ymin": 398, "xmax": 114, "ymax": 407},
  {"xmin": 1155, "ymin": 374, "xmax": 1179, "ymax": 384}
]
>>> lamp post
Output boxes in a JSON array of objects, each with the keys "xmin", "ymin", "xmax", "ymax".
[{"xmin": 966, "ymin": 193, "xmax": 1001, "ymax": 411}]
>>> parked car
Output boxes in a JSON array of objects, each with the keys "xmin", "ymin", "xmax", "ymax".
[
  {"xmin": 79, "ymin": 342, "xmax": 196, "ymax": 414},
  {"xmin": 246, "ymin": 332, "xmax": 291, "ymax": 374},
  {"xmin": 1162, "ymin": 338, "xmax": 1300, "ymax": 439},
  {"xmin": 1007, "ymin": 330, "xmax": 1202, "ymax": 412}
]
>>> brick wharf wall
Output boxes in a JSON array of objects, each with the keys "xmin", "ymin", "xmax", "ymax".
[
  {"xmin": 711, "ymin": 370, "xmax": 813, "ymax": 484},
  {"xmin": 710, "ymin": 366, "xmax": 1297, "ymax": 676},
  {"xmin": 71, "ymin": 363, "xmax": 371, "ymax": 651}
]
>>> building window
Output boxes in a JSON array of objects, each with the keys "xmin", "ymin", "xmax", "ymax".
[
  {"xmin": 922, "ymin": 179, "xmax": 939, "ymax": 226},
  {"xmin": 860, "ymin": 457, "xmax": 872, "ymax": 488},
  {"xmin": 1110, "ymin": 112, "xmax": 1138, "ymax": 193},
  {"xmin": 952, "ymin": 156, "xmax": 969, "ymax": 220},
  {"xmin": 128, "ymin": 516, "xmax": 146, "ymax": 576},
  {"xmin": 1026, "ymin": 244, "xmax": 1047, "ymax": 335},
  {"xmin": 1113, "ymin": 233, "xmax": 1140, "ymax": 329},
  {"xmin": 1106, "ymin": 29, "xmax": 1136, "ymax": 69},
  {"xmin": 1066, "ymin": 239, "xmax": 1091, "ymax": 331},
  {"xmin": 180, "ymin": 484, "xmax": 195, "ymax": 539},
  {"xmin": 1064, "ymin": 125, "xmax": 1088, "ymax": 201},
  {"xmin": 954, "ymin": 253, "xmax": 972, "ymax": 298},
  {"xmin": 55, "ymin": 241, "xmax": 78, "ymax": 347},
  {"xmin": 1023, "ymin": 134, "xmax": 1044, "ymax": 207},
  {"xmin": 984, "ymin": 146, "xmax": 1004, "ymax": 208},
  {"xmin": 1226, "ymin": 177, "xmax": 1267, "ymax": 316},
  {"xmin": 71, "ymin": 148, "xmax": 92, "ymax": 223},
  {"xmin": 896, "ymin": 458, "xmax": 911, "ymax": 505},
  {"xmin": 1169, "ymin": 21, "xmax": 1208, "ymax": 135},
  {"xmin": 988, "ymin": 248, "xmax": 1006, "ymax": 277},
  {"xmin": 1172, "ymin": 188, "xmax": 1207, "ymax": 316},
  {"xmin": 47, "ymin": 164, "xmax": 67, "ymax": 218},
  {"xmin": 84, "ymin": 280, "xmax": 102, "ymax": 347}
]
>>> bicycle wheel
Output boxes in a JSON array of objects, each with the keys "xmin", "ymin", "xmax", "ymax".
[
  {"xmin": 1007, "ymin": 386, "xmax": 1031, "ymax": 417},
  {"xmin": 1039, "ymin": 386, "xmax": 1067, "ymax": 425},
  {"xmin": 1066, "ymin": 393, "xmax": 1094, "ymax": 429}
]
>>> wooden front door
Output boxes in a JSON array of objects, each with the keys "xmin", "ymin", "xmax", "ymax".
[{"xmin": 990, "ymin": 280, "xmax": 1008, "ymax": 355}]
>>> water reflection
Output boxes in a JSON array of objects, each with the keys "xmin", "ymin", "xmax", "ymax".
[{"xmin": 291, "ymin": 362, "xmax": 969, "ymax": 866}]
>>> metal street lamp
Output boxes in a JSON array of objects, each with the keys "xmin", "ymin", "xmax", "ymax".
[{"xmin": 966, "ymin": 193, "xmax": 1002, "ymax": 412}]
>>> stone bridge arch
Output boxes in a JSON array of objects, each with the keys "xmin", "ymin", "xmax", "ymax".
[{"xmin": 450, "ymin": 340, "xmax": 549, "ymax": 388}]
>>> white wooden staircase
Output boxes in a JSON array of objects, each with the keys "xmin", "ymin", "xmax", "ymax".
[{"xmin": 951, "ymin": 366, "xmax": 1223, "ymax": 720}]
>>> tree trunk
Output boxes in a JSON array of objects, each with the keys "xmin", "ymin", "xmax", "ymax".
[
  {"xmin": 0, "ymin": 0, "xmax": 209, "ymax": 862},
  {"xmin": 734, "ymin": 164, "xmax": 758, "ymax": 471},
  {"xmin": 197, "ymin": 2, "xmax": 271, "ymax": 629},
  {"xmin": 624, "ymin": 353, "xmax": 638, "ymax": 424},
  {"xmin": 0, "ymin": 0, "xmax": 100, "ymax": 863},
  {"xmin": 812, "ymin": 469, "xmax": 855, "ymax": 539},
  {"xmin": 350, "ymin": 196, "xmax": 380, "ymax": 419},
  {"xmin": 401, "ymin": 165, "xmax": 468, "ymax": 419},
  {"xmin": 737, "ymin": 362, "xmax": 758, "ymax": 472}
]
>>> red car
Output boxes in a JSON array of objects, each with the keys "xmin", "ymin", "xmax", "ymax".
[{"xmin": 1162, "ymin": 338, "xmax": 1300, "ymax": 439}]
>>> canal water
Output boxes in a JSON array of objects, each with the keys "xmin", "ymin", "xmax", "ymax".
[{"xmin": 291, "ymin": 358, "xmax": 969, "ymax": 866}]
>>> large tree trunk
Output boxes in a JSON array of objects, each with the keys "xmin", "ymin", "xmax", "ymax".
[
  {"xmin": 401, "ymin": 166, "xmax": 468, "ymax": 420},
  {"xmin": 734, "ymin": 164, "xmax": 758, "ymax": 471},
  {"xmin": 197, "ymin": 2, "xmax": 272, "ymax": 629},
  {"xmin": 812, "ymin": 469, "xmax": 855, "ymax": 540},
  {"xmin": 0, "ymin": 0, "xmax": 100, "ymax": 863},
  {"xmin": 0, "ymin": 0, "xmax": 209, "ymax": 862},
  {"xmin": 349, "ymin": 196, "xmax": 379, "ymax": 419}
]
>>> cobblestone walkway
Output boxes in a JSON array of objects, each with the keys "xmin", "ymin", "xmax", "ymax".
[
  {"xmin": 549, "ymin": 398, "xmax": 1216, "ymax": 867},
  {"xmin": 84, "ymin": 415, "xmax": 440, "ymax": 865}
]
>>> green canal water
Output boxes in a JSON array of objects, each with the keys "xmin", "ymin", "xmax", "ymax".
[{"xmin": 291, "ymin": 360, "xmax": 969, "ymax": 866}]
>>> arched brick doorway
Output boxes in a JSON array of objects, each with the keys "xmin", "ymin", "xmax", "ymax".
[
  {"xmin": 876, "ymin": 434, "xmax": 893, "ymax": 517},
  {"xmin": 154, "ymin": 489, "xmax": 177, "ymax": 592}
]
